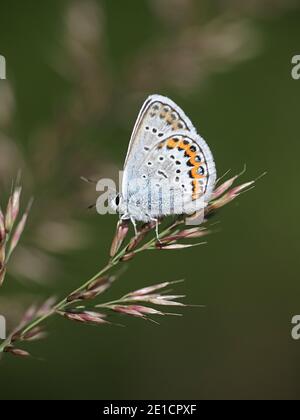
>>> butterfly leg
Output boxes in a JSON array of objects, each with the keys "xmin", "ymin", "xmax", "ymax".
[
  {"xmin": 149, "ymin": 217, "xmax": 161, "ymax": 243},
  {"xmin": 130, "ymin": 216, "xmax": 138, "ymax": 237}
]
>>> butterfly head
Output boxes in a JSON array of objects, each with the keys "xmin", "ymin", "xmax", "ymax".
[
  {"xmin": 108, "ymin": 191, "xmax": 122, "ymax": 213},
  {"xmin": 109, "ymin": 189, "xmax": 151, "ymax": 222},
  {"xmin": 108, "ymin": 192, "xmax": 131, "ymax": 218}
]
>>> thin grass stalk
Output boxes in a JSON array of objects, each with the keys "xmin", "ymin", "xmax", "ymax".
[{"xmin": 0, "ymin": 218, "xmax": 181, "ymax": 352}]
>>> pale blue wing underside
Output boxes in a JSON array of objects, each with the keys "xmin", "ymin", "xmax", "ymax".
[{"xmin": 121, "ymin": 95, "xmax": 216, "ymax": 222}]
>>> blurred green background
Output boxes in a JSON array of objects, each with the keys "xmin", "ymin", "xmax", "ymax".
[{"xmin": 0, "ymin": 0, "xmax": 300, "ymax": 400}]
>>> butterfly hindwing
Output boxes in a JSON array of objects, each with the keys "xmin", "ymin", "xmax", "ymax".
[{"xmin": 128, "ymin": 133, "xmax": 216, "ymax": 217}]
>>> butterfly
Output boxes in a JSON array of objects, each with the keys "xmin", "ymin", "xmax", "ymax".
[{"xmin": 110, "ymin": 94, "xmax": 217, "ymax": 235}]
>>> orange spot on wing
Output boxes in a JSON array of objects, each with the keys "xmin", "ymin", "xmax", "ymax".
[
  {"xmin": 167, "ymin": 138, "xmax": 177, "ymax": 149},
  {"xmin": 183, "ymin": 145, "xmax": 203, "ymax": 167},
  {"xmin": 178, "ymin": 140, "xmax": 189, "ymax": 151},
  {"xmin": 184, "ymin": 147, "xmax": 194, "ymax": 157}
]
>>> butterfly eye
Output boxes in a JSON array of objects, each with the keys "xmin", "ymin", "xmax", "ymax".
[{"xmin": 115, "ymin": 195, "xmax": 120, "ymax": 207}]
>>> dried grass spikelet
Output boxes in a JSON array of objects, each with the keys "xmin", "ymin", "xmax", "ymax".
[
  {"xmin": 0, "ymin": 179, "xmax": 32, "ymax": 288},
  {"xmin": 58, "ymin": 310, "xmax": 110, "ymax": 325},
  {"xmin": 67, "ymin": 275, "xmax": 113, "ymax": 302},
  {"xmin": 109, "ymin": 219, "xmax": 129, "ymax": 257}
]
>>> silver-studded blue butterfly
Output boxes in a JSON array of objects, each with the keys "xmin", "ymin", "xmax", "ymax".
[{"xmin": 111, "ymin": 94, "xmax": 217, "ymax": 233}]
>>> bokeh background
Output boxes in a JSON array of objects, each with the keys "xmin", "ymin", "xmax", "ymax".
[{"xmin": 0, "ymin": 0, "xmax": 300, "ymax": 400}]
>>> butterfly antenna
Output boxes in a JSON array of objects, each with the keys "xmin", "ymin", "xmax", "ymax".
[
  {"xmin": 80, "ymin": 176, "xmax": 97, "ymax": 184},
  {"xmin": 87, "ymin": 203, "xmax": 96, "ymax": 210}
]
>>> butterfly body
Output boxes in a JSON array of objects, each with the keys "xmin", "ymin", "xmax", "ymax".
[{"xmin": 113, "ymin": 95, "xmax": 217, "ymax": 225}]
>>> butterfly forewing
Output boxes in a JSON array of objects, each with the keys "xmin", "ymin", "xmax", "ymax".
[
  {"xmin": 122, "ymin": 95, "xmax": 196, "ymax": 198},
  {"xmin": 124, "ymin": 95, "xmax": 195, "ymax": 167}
]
